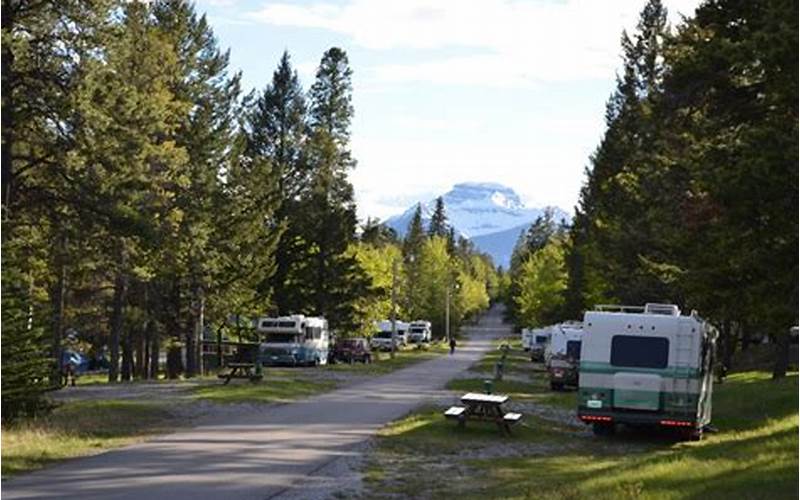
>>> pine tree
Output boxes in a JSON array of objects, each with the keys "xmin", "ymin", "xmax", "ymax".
[
  {"xmin": 285, "ymin": 47, "xmax": 369, "ymax": 331},
  {"xmin": 428, "ymin": 197, "xmax": 449, "ymax": 238}
]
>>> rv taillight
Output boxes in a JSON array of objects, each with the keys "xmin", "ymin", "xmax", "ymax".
[
  {"xmin": 580, "ymin": 415, "xmax": 612, "ymax": 423},
  {"xmin": 659, "ymin": 419, "xmax": 693, "ymax": 427}
]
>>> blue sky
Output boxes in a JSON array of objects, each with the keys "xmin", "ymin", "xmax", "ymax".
[{"xmin": 195, "ymin": 0, "xmax": 700, "ymax": 221}]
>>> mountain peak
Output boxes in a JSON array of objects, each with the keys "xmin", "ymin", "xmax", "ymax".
[{"xmin": 384, "ymin": 182, "xmax": 570, "ymax": 266}]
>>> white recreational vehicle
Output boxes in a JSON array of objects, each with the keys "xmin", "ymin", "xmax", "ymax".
[
  {"xmin": 578, "ymin": 303, "xmax": 717, "ymax": 440},
  {"xmin": 521, "ymin": 329, "xmax": 535, "ymax": 351},
  {"xmin": 257, "ymin": 315, "xmax": 330, "ymax": 366},
  {"xmin": 527, "ymin": 327, "xmax": 552, "ymax": 362},
  {"xmin": 371, "ymin": 320, "xmax": 409, "ymax": 351},
  {"xmin": 545, "ymin": 322, "xmax": 584, "ymax": 389},
  {"xmin": 408, "ymin": 320, "xmax": 432, "ymax": 344}
]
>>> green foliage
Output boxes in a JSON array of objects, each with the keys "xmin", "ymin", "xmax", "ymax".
[
  {"xmin": 563, "ymin": 0, "xmax": 798, "ymax": 377},
  {"xmin": 514, "ymin": 239, "xmax": 568, "ymax": 327}
]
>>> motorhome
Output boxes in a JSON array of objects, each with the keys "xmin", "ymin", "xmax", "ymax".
[
  {"xmin": 408, "ymin": 320, "xmax": 432, "ymax": 344},
  {"xmin": 257, "ymin": 315, "xmax": 330, "ymax": 366},
  {"xmin": 529, "ymin": 328, "xmax": 552, "ymax": 362},
  {"xmin": 545, "ymin": 322, "xmax": 584, "ymax": 390},
  {"xmin": 371, "ymin": 320, "xmax": 409, "ymax": 351},
  {"xmin": 577, "ymin": 303, "xmax": 717, "ymax": 440}
]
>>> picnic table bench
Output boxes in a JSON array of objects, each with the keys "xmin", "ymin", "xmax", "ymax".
[
  {"xmin": 444, "ymin": 392, "xmax": 522, "ymax": 435},
  {"xmin": 217, "ymin": 362, "xmax": 263, "ymax": 385}
]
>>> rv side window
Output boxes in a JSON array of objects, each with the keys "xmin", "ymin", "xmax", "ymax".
[
  {"xmin": 611, "ymin": 335, "xmax": 669, "ymax": 369},
  {"xmin": 306, "ymin": 327, "xmax": 321, "ymax": 340},
  {"xmin": 535, "ymin": 335, "xmax": 549, "ymax": 345}
]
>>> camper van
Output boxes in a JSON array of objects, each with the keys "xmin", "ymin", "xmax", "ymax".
[
  {"xmin": 257, "ymin": 315, "xmax": 329, "ymax": 366},
  {"xmin": 408, "ymin": 320, "xmax": 432, "ymax": 344},
  {"xmin": 371, "ymin": 320, "xmax": 409, "ymax": 351},
  {"xmin": 529, "ymin": 328, "xmax": 552, "ymax": 362},
  {"xmin": 545, "ymin": 322, "xmax": 584, "ymax": 390},
  {"xmin": 577, "ymin": 303, "xmax": 717, "ymax": 440}
]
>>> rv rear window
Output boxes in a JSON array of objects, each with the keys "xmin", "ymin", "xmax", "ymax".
[
  {"xmin": 610, "ymin": 335, "xmax": 669, "ymax": 369},
  {"xmin": 566, "ymin": 340, "xmax": 582, "ymax": 359}
]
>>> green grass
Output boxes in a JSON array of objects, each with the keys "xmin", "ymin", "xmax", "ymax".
[
  {"xmin": 446, "ymin": 377, "xmax": 576, "ymax": 410},
  {"xmin": 191, "ymin": 376, "xmax": 336, "ymax": 404},
  {"xmin": 469, "ymin": 337, "xmax": 533, "ymax": 375},
  {"xmin": 328, "ymin": 342, "xmax": 449, "ymax": 375},
  {"xmin": 1, "ymin": 400, "xmax": 175, "ymax": 478},
  {"xmin": 367, "ymin": 371, "xmax": 799, "ymax": 500}
]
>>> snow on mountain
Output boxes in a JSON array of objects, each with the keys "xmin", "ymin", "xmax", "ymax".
[{"xmin": 384, "ymin": 182, "xmax": 570, "ymax": 267}]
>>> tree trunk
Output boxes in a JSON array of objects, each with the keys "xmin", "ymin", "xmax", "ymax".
[
  {"xmin": 121, "ymin": 327, "xmax": 134, "ymax": 382},
  {"xmin": 772, "ymin": 327, "xmax": 790, "ymax": 380},
  {"xmin": 197, "ymin": 291, "xmax": 205, "ymax": 375},
  {"xmin": 166, "ymin": 342, "xmax": 182, "ymax": 379},
  {"xmin": 50, "ymin": 236, "xmax": 67, "ymax": 385},
  {"xmin": 108, "ymin": 265, "xmax": 128, "ymax": 383},
  {"xmin": 149, "ymin": 333, "xmax": 160, "ymax": 380}
]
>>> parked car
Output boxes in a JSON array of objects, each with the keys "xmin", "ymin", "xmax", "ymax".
[{"xmin": 331, "ymin": 338, "xmax": 372, "ymax": 364}]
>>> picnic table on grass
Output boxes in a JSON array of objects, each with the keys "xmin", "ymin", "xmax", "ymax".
[
  {"xmin": 444, "ymin": 392, "xmax": 522, "ymax": 435},
  {"xmin": 218, "ymin": 362, "xmax": 263, "ymax": 385}
]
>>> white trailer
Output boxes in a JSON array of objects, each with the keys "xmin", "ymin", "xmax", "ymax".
[
  {"xmin": 257, "ymin": 315, "xmax": 330, "ymax": 366},
  {"xmin": 545, "ymin": 321, "xmax": 584, "ymax": 389},
  {"xmin": 371, "ymin": 320, "xmax": 409, "ymax": 351},
  {"xmin": 577, "ymin": 303, "xmax": 717, "ymax": 440},
  {"xmin": 408, "ymin": 320, "xmax": 432, "ymax": 344}
]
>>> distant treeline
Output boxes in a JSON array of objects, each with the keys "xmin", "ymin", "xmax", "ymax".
[
  {"xmin": 504, "ymin": 0, "xmax": 797, "ymax": 377},
  {"xmin": 1, "ymin": 1, "xmax": 497, "ymax": 420}
]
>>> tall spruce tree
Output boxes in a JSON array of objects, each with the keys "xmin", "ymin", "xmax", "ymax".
[
  {"xmin": 287, "ymin": 47, "xmax": 369, "ymax": 331},
  {"xmin": 428, "ymin": 197, "xmax": 449, "ymax": 238}
]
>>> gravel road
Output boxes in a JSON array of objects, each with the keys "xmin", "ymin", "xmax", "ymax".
[{"xmin": 3, "ymin": 305, "xmax": 510, "ymax": 500}]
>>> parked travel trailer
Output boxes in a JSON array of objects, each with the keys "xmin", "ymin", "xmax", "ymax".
[
  {"xmin": 257, "ymin": 315, "xmax": 330, "ymax": 366},
  {"xmin": 521, "ymin": 329, "xmax": 535, "ymax": 351},
  {"xmin": 408, "ymin": 320, "xmax": 432, "ymax": 344},
  {"xmin": 529, "ymin": 328, "xmax": 552, "ymax": 362},
  {"xmin": 371, "ymin": 320, "xmax": 409, "ymax": 350},
  {"xmin": 545, "ymin": 322, "xmax": 584, "ymax": 390},
  {"xmin": 577, "ymin": 303, "xmax": 717, "ymax": 440}
]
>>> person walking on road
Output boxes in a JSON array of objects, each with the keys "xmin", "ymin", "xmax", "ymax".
[{"xmin": 449, "ymin": 337, "xmax": 457, "ymax": 355}]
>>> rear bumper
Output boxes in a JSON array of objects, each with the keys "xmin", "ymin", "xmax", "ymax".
[{"xmin": 577, "ymin": 408, "xmax": 700, "ymax": 428}]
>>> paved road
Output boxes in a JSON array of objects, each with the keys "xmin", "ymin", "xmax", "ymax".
[{"xmin": 4, "ymin": 305, "xmax": 511, "ymax": 500}]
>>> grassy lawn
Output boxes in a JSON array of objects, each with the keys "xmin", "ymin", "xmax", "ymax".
[
  {"xmin": 366, "ymin": 370, "xmax": 799, "ymax": 499},
  {"xmin": 1, "ymin": 400, "xmax": 175, "ymax": 478},
  {"xmin": 469, "ymin": 337, "xmax": 534, "ymax": 375},
  {"xmin": 191, "ymin": 375, "xmax": 337, "ymax": 404}
]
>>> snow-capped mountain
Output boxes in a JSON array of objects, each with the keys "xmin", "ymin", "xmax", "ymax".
[{"xmin": 384, "ymin": 182, "xmax": 570, "ymax": 267}]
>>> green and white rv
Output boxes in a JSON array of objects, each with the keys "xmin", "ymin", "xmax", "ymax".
[{"xmin": 578, "ymin": 303, "xmax": 717, "ymax": 440}]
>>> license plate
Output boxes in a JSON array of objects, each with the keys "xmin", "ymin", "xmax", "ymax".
[
  {"xmin": 271, "ymin": 356, "xmax": 278, "ymax": 360},
  {"xmin": 587, "ymin": 400, "xmax": 603, "ymax": 409}
]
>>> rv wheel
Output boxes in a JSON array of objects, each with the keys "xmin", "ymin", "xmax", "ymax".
[{"xmin": 592, "ymin": 423, "xmax": 615, "ymax": 436}]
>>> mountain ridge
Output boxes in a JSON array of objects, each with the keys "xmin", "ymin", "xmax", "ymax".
[{"xmin": 384, "ymin": 183, "xmax": 570, "ymax": 267}]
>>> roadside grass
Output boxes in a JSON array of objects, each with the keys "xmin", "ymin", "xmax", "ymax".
[
  {"xmin": 366, "ymin": 371, "xmax": 799, "ymax": 499},
  {"xmin": 445, "ymin": 377, "xmax": 576, "ymax": 411},
  {"xmin": 329, "ymin": 341, "xmax": 449, "ymax": 375},
  {"xmin": 469, "ymin": 337, "xmax": 533, "ymax": 375},
  {"xmin": 1, "ymin": 400, "xmax": 175, "ymax": 478},
  {"xmin": 191, "ymin": 375, "xmax": 336, "ymax": 404}
]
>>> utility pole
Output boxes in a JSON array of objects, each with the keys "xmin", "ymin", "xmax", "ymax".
[
  {"xmin": 445, "ymin": 286, "xmax": 450, "ymax": 344},
  {"xmin": 390, "ymin": 259, "xmax": 398, "ymax": 359}
]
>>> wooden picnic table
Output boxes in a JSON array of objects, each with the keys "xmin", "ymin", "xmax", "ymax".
[
  {"xmin": 218, "ymin": 362, "xmax": 263, "ymax": 385},
  {"xmin": 444, "ymin": 392, "xmax": 522, "ymax": 434}
]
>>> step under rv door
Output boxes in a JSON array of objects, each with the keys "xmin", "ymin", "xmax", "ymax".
[{"xmin": 613, "ymin": 372, "xmax": 662, "ymax": 411}]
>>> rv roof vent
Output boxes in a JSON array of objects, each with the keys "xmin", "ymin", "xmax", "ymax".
[{"xmin": 644, "ymin": 303, "xmax": 680, "ymax": 316}]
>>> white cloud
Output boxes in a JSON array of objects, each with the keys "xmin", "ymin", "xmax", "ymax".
[{"xmin": 247, "ymin": 0, "xmax": 701, "ymax": 87}]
